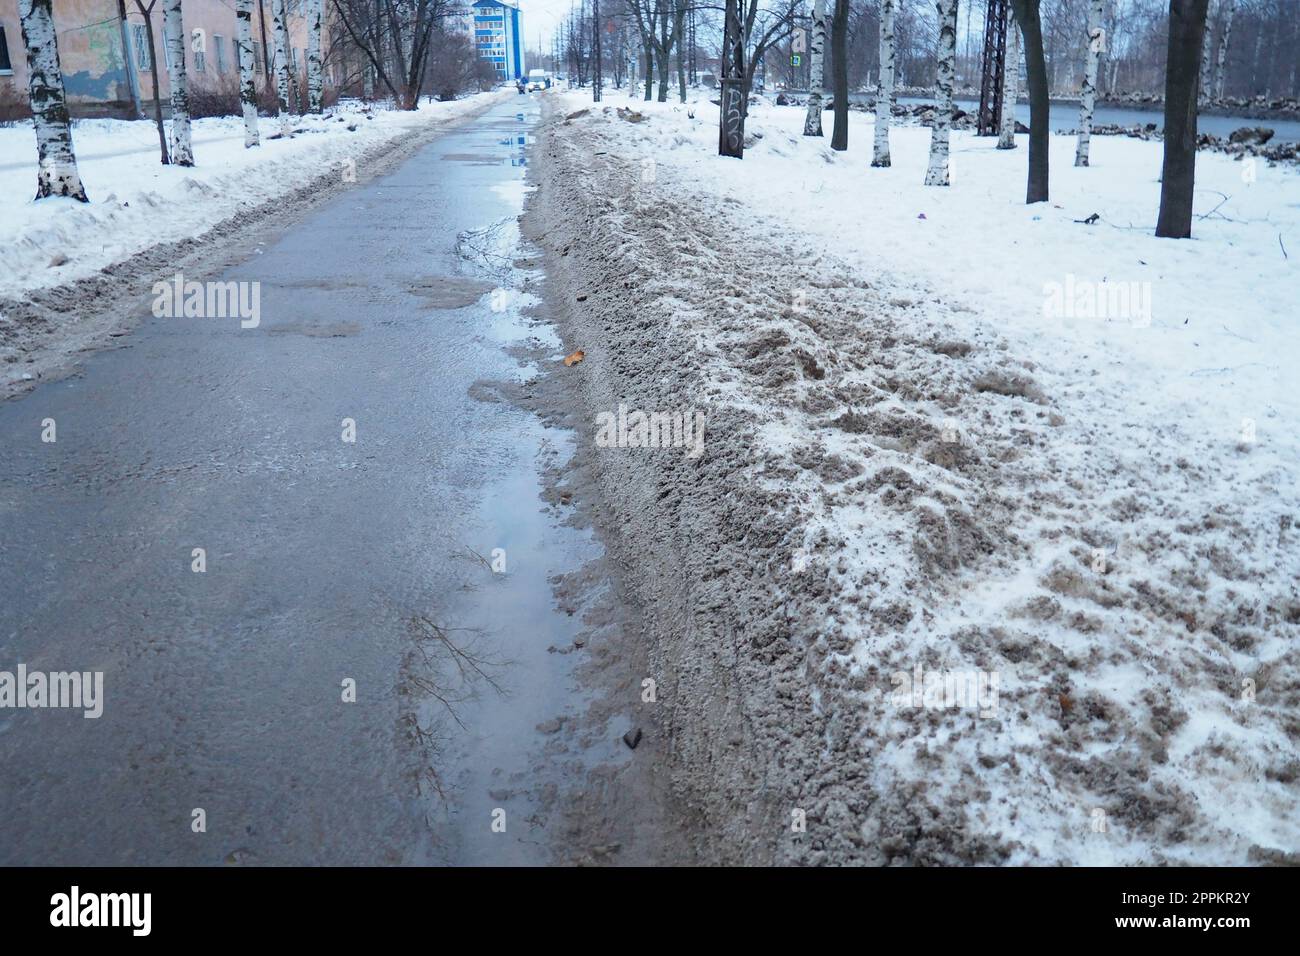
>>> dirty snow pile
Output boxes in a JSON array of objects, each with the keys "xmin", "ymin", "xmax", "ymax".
[
  {"xmin": 541, "ymin": 92, "xmax": 1299, "ymax": 865},
  {"xmin": 0, "ymin": 90, "xmax": 510, "ymax": 300}
]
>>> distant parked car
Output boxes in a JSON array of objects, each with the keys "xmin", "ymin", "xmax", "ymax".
[{"xmin": 527, "ymin": 69, "xmax": 550, "ymax": 92}]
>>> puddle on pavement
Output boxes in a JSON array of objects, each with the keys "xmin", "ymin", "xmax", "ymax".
[
  {"xmin": 440, "ymin": 152, "xmax": 509, "ymax": 166},
  {"xmin": 264, "ymin": 320, "xmax": 362, "ymax": 337},
  {"xmin": 407, "ymin": 276, "xmax": 496, "ymax": 310},
  {"xmin": 500, "ymin": 133, "xmax": 530, "ymax": 167},
  {"xmin": 419, "ymin": 421, "xmax": 608, "ymax": 865},
  {"xmin": 415, "ymin": 131, "xmax": 616, "ymax": 864},
  {"xmin": 442, "ymin": 133, "xmax": 529, "ymax": 168},
  {"xmin": 455, "ymin": 216, "xmax": 520, "ymax": 280}
]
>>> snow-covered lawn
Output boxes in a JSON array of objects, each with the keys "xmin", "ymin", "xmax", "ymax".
[
  {"xmin": 0, "ymin": 90, "xmax": 512, "ymax": 300},
  {"xmin": 587, "ymin": 91, "xmax": 1299, "ymax": 471},
  {"xmin": 546, "ymin": 91, "xmax": 1299, "ymax": 863}
]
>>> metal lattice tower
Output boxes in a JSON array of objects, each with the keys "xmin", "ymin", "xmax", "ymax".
[{"xmin": 977, "ymin": 0, "xmax": 1009, "ymax": 136}]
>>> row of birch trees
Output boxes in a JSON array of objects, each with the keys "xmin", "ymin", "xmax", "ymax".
[
  {"xmin": 561, "ymin": 0, "xmax": 1286, "ymax": 107},
  {"xmin": 18, "ymin": 0, "xmax": 327, "ymax": 202},
  {"xmin": 701, "ymin": 0, "xmax": 1222, "ymax": 239}
]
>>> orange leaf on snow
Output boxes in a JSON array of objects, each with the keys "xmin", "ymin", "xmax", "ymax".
[{"xmin": 563, "ymin": 350, "xmax": 586, "ymax": 367}]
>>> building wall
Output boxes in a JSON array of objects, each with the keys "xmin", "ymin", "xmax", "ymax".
[
  {"xmin": 0, "ymin": 0, "xmax": 327, "ymax": 118},
  {"xmin": 0, "ymin": 0, "xmax": 134, "ymax": 115}
]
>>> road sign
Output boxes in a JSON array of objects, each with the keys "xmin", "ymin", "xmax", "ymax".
[{"xmin": 791, "ymin": 54, "xmax": 802, "ymax": 66}]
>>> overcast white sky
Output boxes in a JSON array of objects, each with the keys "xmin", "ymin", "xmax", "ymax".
[{"xmin": 515, "ymin": 0, "xmax": 582, "ymax": 52}]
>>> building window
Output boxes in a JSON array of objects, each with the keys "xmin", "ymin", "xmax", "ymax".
[
  {"xmin": 253, "ymin": 44, "xmax": 262, "ymax": 73},
  {"xmin": 0, "ymin": 24, "xmax": 13, "ymax": 75},
  {"xmin": 214, "ymin": 35, "xmax": 226, "ymax": 74},
  {"xmin": 131, "ymin": 23, "xmax": 152, "ymax": 71},
  {"xmin": 193, "ymin": 46, "xmax": 205, "ymax": 72}
]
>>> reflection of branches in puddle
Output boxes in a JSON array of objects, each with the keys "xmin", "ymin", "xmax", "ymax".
[
  {"xmin": 405, "ymin": 614, "xmax": 510, "ymax": 806},
  {"xmin": 455, "ymin": 218, "xmax": 517, "ymax": 279},
  {"xmin": 408, "ymin": 614, "xmax": 509, "ymax": 728},
  {"xmin": 404, "ymin": 711, "xmax": 452, "ymax": 804},
  {"xmin": 448, "ymin": 538, "xmax": 494, "ymax": 573}
]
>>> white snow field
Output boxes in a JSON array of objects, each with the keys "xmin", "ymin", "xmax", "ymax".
[
  {"xmin": 545, "ymin": 90, "xmax": 1299, "ymax": 864},
  {"xmin": 0, "ymin": 89, "xmax": 512, "ymax": 300}
]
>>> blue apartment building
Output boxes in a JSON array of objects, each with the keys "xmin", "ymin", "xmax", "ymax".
[{"xmin": 471, "ymin": 0, "xmax": 524, "ymax": 82}]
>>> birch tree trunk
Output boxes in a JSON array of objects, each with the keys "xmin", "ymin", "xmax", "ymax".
[
  {"xmin": 676, "ymin": 9, "xmax": 687, "ymax": 104},
  {"xmin": 236, "ymin": 0, "xmax": 260, "ymax": 146},
  {"xmin": 1198, "ymin": 0, "xmax": 1216, "ymax": 106},
  {"xmin": 18, "ymin": 0, "xmax": 89, "ymax": 201},
  {"xmin": 307, "ymin": 0, "xmax": 323, "ymax": 113},
  {"xmin": 997, "ymin": 9, "xmax": 1020, "ymax": 149},
  {"xmin": 871, "ymin": 0, "xmax": 895, "ymax": 164},
  {"xmin": 272, "ymin": 0, "xmax": 292, "ymax": 132},
  {"xmin": 1213, "ymin": 0, "xmax": 1235, "ymax": 101},
  {"xmin": 1075, "ymin": 0, "xmax": 1103, "ymax": 166},
  {"xmin": 924, "ymin": 0, "xmax": 957, "ymax": 185},
  {"xmin": 803, "ymin": 0, "xmax": 827, "ymax": 136},
  {"xmin": 163, "ymin": 0, "xmax": 193, "ymax": 166}
]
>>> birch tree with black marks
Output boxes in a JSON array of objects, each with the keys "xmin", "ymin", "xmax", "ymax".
[
  {"xmin": 872, "ymin": 0, "xmax": 895, "ymax": 165},
  {"xmin": 803, "ymin": 0, "xmax": 826, "ymax": 137},
  {"xmin": 1075, "ymin": 0, "xmax": 1103, "ymax": 166},
  {"xmin": 997, "ymin": 7, "xmax": 1020, "ymax": 149},
  {"xmin": 163, "ymin": 0, "xmax": 194, "ymax": 166},
  {"xmin": 1198, "ymin": 0, "xmax": 1216, "ymax": 106},
  {"xmin": 1157, "ymin": 0, "xmax": 1211, "ymax": 238},
  {"xmin": 1213, "ymin": 0, "xmax": 1235, "ymax": 101},
  {"xmin": 307, "ymin": 0, "xmax": 323, "ymax": 113},
  {"xmin": 18, "ymin": 0, "xmax": 89, "ymax": 201},
  {"xmin": 924, "ymin": 0, "xmax": 957, "ymax": 185},
  {"xmin": 236, "ymin": 0, "xmax": 260, "ymax": 146},
  {"xmin": 273, "ymin": 0, "xmax": 292, "ymax": 132}
]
